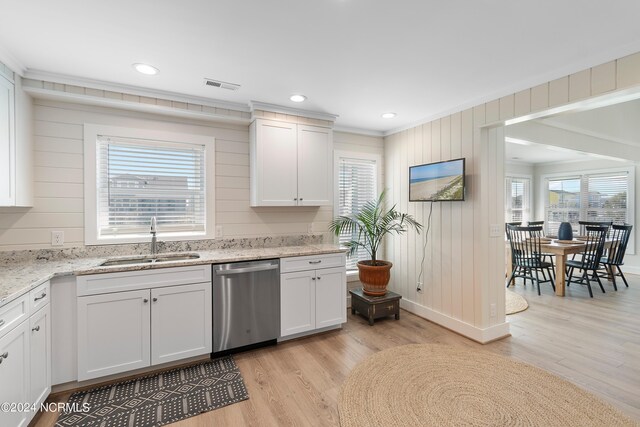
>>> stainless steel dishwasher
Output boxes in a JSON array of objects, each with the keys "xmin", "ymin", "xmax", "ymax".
[{"xmin": 212, "ymin": 259, "xmax": 280, "ymax": 354}]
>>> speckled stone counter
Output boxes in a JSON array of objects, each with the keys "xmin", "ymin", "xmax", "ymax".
[{"xmin": 0, "ymin": 235, "xmax": 345, "ymax": 308}]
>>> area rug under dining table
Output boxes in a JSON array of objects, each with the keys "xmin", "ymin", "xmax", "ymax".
[{"xmin": 339, "ymin": 344, "xmax": 636, "ymax": 426}]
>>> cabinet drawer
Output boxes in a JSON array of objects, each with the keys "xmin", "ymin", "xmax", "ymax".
[
  {"xmin": 77, "ymin": 264, "xmax": 212, "ymax": 296},
  {"xmin": 280, "ymin": 253, "xmax": 346, "ymax": 273},
  {"xmin": 29, "ymin": 281, "xmax": 50, "ymax": 313},
  {"xmin": 0, "ymin": 293, "xmax": 29, "ymax": 340}
]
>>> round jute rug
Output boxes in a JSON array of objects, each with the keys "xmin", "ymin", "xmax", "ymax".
[
  {"xmin": 506, "ymin": 290, "xmax": 528, "ymax": 315},
  {"xmin": 339, "ymin": 344, "xmax": 636, "ymax": 427}
]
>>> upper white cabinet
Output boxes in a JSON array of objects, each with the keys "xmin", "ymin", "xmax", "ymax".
[
  {"xmin": 250, "ymin": 118, "xmax": 332, "ymax": 207},
  {"xmin": 0, "ymin": 69, "xmax": 33, "ymax": 208},
  {"xmin": 0, "ymin": 73, "xmax": 16, "ymax": 206}
]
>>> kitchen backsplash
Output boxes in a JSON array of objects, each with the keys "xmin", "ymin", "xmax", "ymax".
[{"xmin": 0, "ymin": 234, "xmax": 324, "ymax": 264}]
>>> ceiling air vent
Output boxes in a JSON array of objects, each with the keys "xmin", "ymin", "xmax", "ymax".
[{"xmin": 204, "ymin": 78, "xmax": 240, "ymax": 91}]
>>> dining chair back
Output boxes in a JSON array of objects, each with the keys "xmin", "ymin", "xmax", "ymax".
[
  {"xmin": 578, "ymin": 220, "xmax": 612, "ymax": 236},
  {"xmin": 566, "ymin": 225, "xmax": 608, "ymax": 297},
  {"xmin": 600, "ymin": 224, "xmax": 633, "ymax": 290},
  {"xmin": 505, "ymin": 225, "xmax": 555, "ymax": 295}
]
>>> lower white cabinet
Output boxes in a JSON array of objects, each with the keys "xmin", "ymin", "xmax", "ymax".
[
  {"xmin": 280, "ymin": 254, "xmax": 346, "ymax": 338},
  {"xmin": 29, "ymin": 304, "xmax": 51, "ymax": 409},
  {"xmin": 77, "ymin": 276, "xmax": 212, "ymax": 381},
  {"xmin": 77, "ymin": 289, "xmax": 151, "ymax": 381},
  {"xmin": 0, "ymin": 282, "xmax": 50, "ymax": 427},
  {"xmin": 151, "ymin": 283, "xmax": 212, "ymax": 365},
  {"xmin": 0, "ymin": 320, "xmax": 30, "ymax": 427}
]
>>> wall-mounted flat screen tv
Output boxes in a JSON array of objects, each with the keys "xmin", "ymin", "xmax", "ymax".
[{"xmin": 409, "ymin": 158, "xmax": 465, "ymax": 202}]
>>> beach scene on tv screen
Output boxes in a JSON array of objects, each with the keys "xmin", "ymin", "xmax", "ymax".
[{"xmin": 410, "ymin": 160, "xmax": 464, "ymax": 200}]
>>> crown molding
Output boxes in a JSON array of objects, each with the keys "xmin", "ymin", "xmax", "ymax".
[
  {"xmin": 23, "ymin": 69, "xmax": 250, "ymax": 112},
  {"xmin": 23, "ymin": 86, "xmax": 251, "ymax": 125},
  {"xmin": 249, "ymin": 101, "xmax": 338, "ymax": 122},
  {"xmin": 333, "ymin": 125, "xmax": 384, "ymax": 137}
]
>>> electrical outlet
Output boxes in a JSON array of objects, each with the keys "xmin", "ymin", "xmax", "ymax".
[
  {"xmin": 215, "ymin": 225, "xmax": 224, "ymax": 238},
  {"xmin": 307, "ymin": 223, "xmax": 314, "ymax": 234},
  {"xmin": 51, "ymin": 231, "xmax": 64, "ymax": 246},
  {"xmin": 490, "ymin": 303, "xmax": 497, "ymax": 317},
  {"xmin": 489, "ymin": 224, "xmax": 502, "ymax": 237}
]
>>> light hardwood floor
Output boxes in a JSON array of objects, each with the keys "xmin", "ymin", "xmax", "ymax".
[{"xmin": 35, "ymin": 275, "xmax": 640, "ymax": 426}]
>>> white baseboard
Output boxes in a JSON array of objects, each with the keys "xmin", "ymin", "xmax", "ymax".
[
  {"xmin": 400, "ymin": 298, "xmax": 510, "ymax": 344},
  {"xmin": 618, "ymin": 265, "xmax": 640, "ymax": 276}
]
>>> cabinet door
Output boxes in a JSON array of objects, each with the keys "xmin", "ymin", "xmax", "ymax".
[
  {"xmin": 252, "ymin": 119, "xmax": 298, "ymax": 206},
  {"xmin": 151, "ymin": 283, "xmax": 212, "ymax": 365},
  {"xmin": 297, "ymin": 125, "xmax": 332, "ymax": 206},
  {"xmin": 29, "ymin": 304, "xmax": 51, "ymax": 411},
  {"xmin": 280, "ymin": 271, "xmax": 316, "ymax": 337},
  {"xmin": 315, "ymin": 267, "xmax": 347, "ymax": 328},
  {"xmin": 0, "ymin": 74, "xmax": 15, "ymax": 206},
  {"xmin": 77, "ymin": 290, "xmax": 151, "ymax": 381},
  {"xmin": 0, "ymin": 320, "xmax": 29, "ymax": 427}
]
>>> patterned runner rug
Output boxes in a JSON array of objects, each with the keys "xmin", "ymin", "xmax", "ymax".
[{"xmin": 56, "ymin": 357, "xmax": 248, "ymax": 427}]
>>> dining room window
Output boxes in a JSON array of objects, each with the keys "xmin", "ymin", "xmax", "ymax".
[
  {"xmin": 544, "ymin": 169, "xmax": 632, "ymax": 236},
  {"xmin": 335, "ymin": 152, "xmax": 381, "ymax": 272},
  {"xmin": 505, "ymin": 176, "xmax": 531, "ymax": 223}
]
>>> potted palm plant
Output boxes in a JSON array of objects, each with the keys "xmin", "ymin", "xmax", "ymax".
[{"xmin": 329, "ymin": 191, "xmax": 422, "ymax": 296}]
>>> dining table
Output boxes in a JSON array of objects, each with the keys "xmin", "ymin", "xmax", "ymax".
[{"xmin": 505, "ymin": 238, "xmax": 614, "ymax": 297}]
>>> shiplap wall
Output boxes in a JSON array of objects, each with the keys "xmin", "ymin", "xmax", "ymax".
[
  {"xmin": 384, "ymin": 52, "xmax": 640, "ymax": 340},
  {"xmin": 0, "ymin": 99, "xmax": 382, "ymax": 250}
]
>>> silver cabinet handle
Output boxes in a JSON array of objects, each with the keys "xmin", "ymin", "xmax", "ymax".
[
  {"xmin": 215, "ymin": 264, "xmax": 278, "ymax": 275},
  {"xmin": 309, "ymin": 260, "xmax": 321, "ymax": 264},
  {"xmin": 32, "ymin": 326, "xmax": 40, "ymax": 332},
  {"xmin": 143, "ymin": 299, "xmax": 149, "ymax": 303},
  {"xmin": 153, "ymin": 297, "xmax": 158, "ymax": 302},
  {"xmin": 294, "ymin": 198, "xmax": 298, "ymax": 201},
  {"xmin": 0, "ymin": 319, "xmax": 4, "ymax": 327},
  {"xmin": 299, "ymin": 198, "xmax": 303, "ymax": 201},
  {"xmin": 312, "ymin": 277, "xmax": 316, "ymax": 280},
  {"xmin": 317, "ymin": 276, "xmax": 322, "ymax": 280},
  {"xmin": 34, "ymin": 292, "xmax": 47, "ymax": 301},
  {"xmin": 1, "ymin": 352, "xmax": 8, "ymax": 358}
]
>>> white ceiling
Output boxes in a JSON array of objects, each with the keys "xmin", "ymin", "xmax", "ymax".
[{"xmin": 2, "ymin": 1, "xmax": 640, "ymax": 133}]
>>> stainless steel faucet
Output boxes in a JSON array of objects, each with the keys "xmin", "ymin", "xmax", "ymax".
[{"xmin": 150, "ymin": 216, "xmax": 158, "ymax": 257}]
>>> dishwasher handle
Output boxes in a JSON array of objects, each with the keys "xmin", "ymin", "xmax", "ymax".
[{"xmin": 214, "ymin": 264, "xmax": 278, "ymax": 276}]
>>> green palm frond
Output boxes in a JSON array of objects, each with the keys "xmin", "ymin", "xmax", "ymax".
[{"xmin": 329, "ymin": 190, "xmax": 422, "ymax": 265}]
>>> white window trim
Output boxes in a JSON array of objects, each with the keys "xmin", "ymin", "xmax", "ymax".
[
  {"xmin": 84, "ymin": 124, "xmax": 215, "ymax": 245},
  {"xmin": 540, "ymin": 166, "xmax": 635, "ymax": 254},
  {"xmin": 333, "ymin": 150, "xmax": 382, "ymax": 281},
  {"xmin": 505, "ymin": 173, "xmax": 533, "ymax": 224}
]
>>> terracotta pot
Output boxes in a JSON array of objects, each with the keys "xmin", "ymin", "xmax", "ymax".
[{"xmin": 357, "ymin": 260, "xmax": 393, "ymax": 296}]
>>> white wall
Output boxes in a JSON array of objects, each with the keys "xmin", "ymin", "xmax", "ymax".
[{"xmin": 0, "ymin": 99, "xmax": 383, "ymax": 250}]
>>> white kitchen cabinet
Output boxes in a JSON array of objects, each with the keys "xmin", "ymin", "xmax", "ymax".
[
  {"xmin": 77, "ymin": 289, "xmax": 151, "ymax": 381},
  {"xmin": 280, "ymin": 270, "xmax": 316, "ymax": 336},
  {"xmin": 0, "ymin": 320, "xmax": 30, "ymax": 427},
  {"xmin": 151, "ymin": 283, "xmax": 212, "ymax": 365},
  {"xmin": 77, "ymin": 266, "xmax": 212, "ymax": 381},
  {"xmin": 250, "ymin": 118, "xmax": 332, "ymax": 207},
  {"xmin": 29, "ymin": 304, "xmax": 51, "ymax": 409},
  {"xmin": 280, "ymin": 254, "xmax": 346, "ymax": 338},
  {"xmin": 0, "ymin": 73, "xmax": 15, "ymax": 206}
]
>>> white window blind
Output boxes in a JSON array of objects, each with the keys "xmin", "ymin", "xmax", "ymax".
[
  {"xmin": 97, "ymin": 136, "xmax": 206, "ymax": 238},
  {"xmin": 545, "ymin": 171, "xmax": 628, "ymax": 235},
  {"xmin": 505, "ymin": 177, "xmax": 531, "ymax": 223},
  {"xmin": 337, "ymin": 157, "xmax": 377, "ymax": 271}
]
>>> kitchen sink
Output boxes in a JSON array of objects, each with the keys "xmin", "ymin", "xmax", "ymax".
[{"xmin": 100, "ymin": 253, "xmax": 200, "ymax": 267}]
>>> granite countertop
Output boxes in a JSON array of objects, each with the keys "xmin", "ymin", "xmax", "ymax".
[{"xmin": 0, "ymin": 244, "xmax": 345, "ymax": 308}]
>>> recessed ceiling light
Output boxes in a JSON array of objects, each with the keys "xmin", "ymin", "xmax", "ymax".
[
  {"xmin": 381, "ymin": 112, "xmax": 396, "ymax": 119},
  {"xmin": 290, "ymin": 94, "xmax": 307, "ymax": 103},
  {"xmin": 133, "ymin": 63, "xmax": 159, "ymax": 75}
]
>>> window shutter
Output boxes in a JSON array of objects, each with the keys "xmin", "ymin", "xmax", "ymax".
[
  {"xmin": 97, "ymin": 136, "xmax": 206, "ymax": 238},
  {"xmin": 337, "ymin": 157, "xmax": 377, "ymax": 271}
]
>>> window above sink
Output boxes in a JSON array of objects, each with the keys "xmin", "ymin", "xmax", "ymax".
[{"xmin": 83, "ymin": 124, "xmax": 216, "ymax": 245}]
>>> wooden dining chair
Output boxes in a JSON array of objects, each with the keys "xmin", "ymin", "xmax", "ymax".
[
  {"xmin": 566, "ymin": 226, "xmax": 608, "ymax": 298},
  {"xmin": 505, "ymin": 225, "xmax": 556, "ymax": 295},
  {"xmin": 598, "ymin": 224, "xmax": 633, "ymax": 290},
  {"xmin": 578, "ymin": 220, "xmax": 612, "ymax": 236},
  {"xmin": 527, "ymin": 220, "xmax": 555, "ymax": 279}
]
